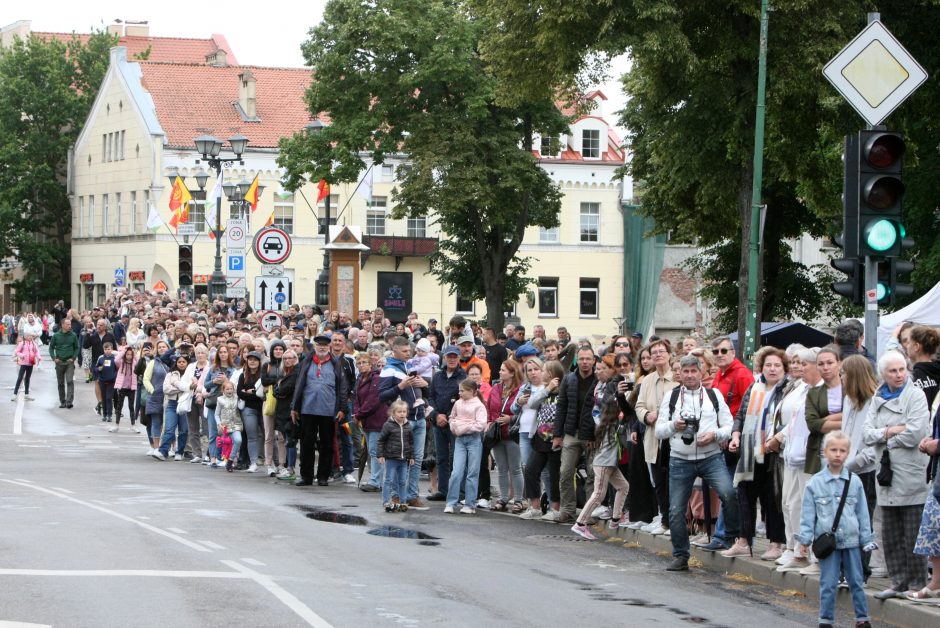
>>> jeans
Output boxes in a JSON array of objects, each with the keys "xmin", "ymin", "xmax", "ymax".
[
  {"xmin": 668, "ymin": 454, "xmax": 740, "ymax": 559},
  {"xmin": 14, "ymin": 365, "xmax": 33, "ymax": 395},
  {"xmin": 100, "ymin": 381, "xmax": 115, "ymax": 418},
  {"xmin": 383, "ymin": 458, "xmax": 409, "ymax": 504},
  {"xmin": 366, "ymin": 431, "xmax": 384, "ymax": 488},
  {"xmin": 206, "ymin": 407, "xmax": 219, "ymax": 460},
  {"xmin": 559, "ymin": 435, "xmax": 595, "ymax": 517},
  {"xmin": 158, "ymin": 400, "xmax": 188, "ymax": 456},
  {"xmin": 149, "ymin": 412, "xmax": 163, "ymax": 445},
  {"xmin": 492, "ymin": 440, "xmax": 524, "ymax": 503},
  {"xmin": 406, "ymin": 417, "xmax": 427, "ymax": 502},
  {"xmin": 241, "ymin": 407, "xmax": 261, "ymax": 465},
  {"xmin": 819, "ymin": 547, "xmax": 869, "ymax": 624},
  {"xmin": 433, "ymin": 423, "xmax": 455, "ymax": 494},
  {"xmin": 447, "ymin": 434, "xmax": 483, "ymax": 508},
  {"xmin": 55, "ymin": 359, "xmax": 75, "ymax": 404}
]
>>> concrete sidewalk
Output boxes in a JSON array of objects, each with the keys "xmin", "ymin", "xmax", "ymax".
[{"xmin": 609, "ymin": 524, "xmax": 940, "ymax": 627}]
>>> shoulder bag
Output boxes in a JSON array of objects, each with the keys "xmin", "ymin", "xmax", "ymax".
[{"xmin": 811, "ymin": 474, "xmax": 852, "ymax": 560}]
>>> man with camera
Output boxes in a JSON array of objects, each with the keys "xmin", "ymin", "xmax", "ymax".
[{"xmin": 655, "ymin": 354, "xmax": 739, "ymax": 571}]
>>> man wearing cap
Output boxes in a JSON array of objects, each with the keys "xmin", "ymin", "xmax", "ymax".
[
  {"xmin": 457, "ymin": 335, "xmax": 490, "ymax": 383},
  {"xmin": 331, "ymin": 331, "xmax": 359, "ymax": 483},
  {"xmin": 427, "ymin": 318, "xmax": 445, "ymax": 352},
  {"xmin": 427, "ymin": 345, "xmax": 467, "ymax": 501},
  {"xmin": 513, "ymin": 342, "xmax": 539, "ymax": 363},
  {"xmin": 291, "ymin": 335, "xmax": 349, "ymax": 486},
  {"xmin": 628, "ymin": 331, "xmax": 644, "ymax": 362}
]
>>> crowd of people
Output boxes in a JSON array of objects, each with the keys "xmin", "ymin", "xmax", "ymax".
[{"xmin": 18, "ymin": 290, "xmax": 940, "ymax": 627}]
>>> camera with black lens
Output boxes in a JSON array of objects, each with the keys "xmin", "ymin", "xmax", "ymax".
[{"xmin": 679, "ymin": 410, "xmax": 700, "ymax": 445}]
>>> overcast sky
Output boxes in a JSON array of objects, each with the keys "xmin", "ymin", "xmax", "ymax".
[{"xmin": 8, "ymin": 2, "xmax": 629, "ymax": 137}]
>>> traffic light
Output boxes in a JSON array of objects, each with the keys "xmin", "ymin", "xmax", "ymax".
[
  {"xmin": 873, "ymin": 258, "xmax": 914, "ymax": 307},
  {"xmin": 178, "ymin": 245, "xmax": 193, "ymax": 287},
  {"xmin": 830, "ymin": 254, "xmax": 863, "ymax": 305},
  {"xmin": 857, "ymin": 130, "xmax": 905, "ymax": 258}
]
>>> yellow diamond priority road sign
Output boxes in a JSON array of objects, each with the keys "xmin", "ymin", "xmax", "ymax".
[{"xmin": 823, "ymin": 20, "xmax": 927, "ymax": 126}]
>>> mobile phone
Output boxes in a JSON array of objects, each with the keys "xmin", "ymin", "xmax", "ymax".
[{"xmin": 408, "ymin": 370, "xmax": 418, "ymax": 377}]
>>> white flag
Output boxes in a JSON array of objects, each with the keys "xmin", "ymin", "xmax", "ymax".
[
  {"xmin": 357, "ymin": 165, "xmax": 374, "ymax": 203},
  {"xmin": 206, "ymin": 172, "xmax": 222, "ymax": 228},
  {"xmin": 146, "ymin": 204, "xmax": 163, "ymax": 232}
]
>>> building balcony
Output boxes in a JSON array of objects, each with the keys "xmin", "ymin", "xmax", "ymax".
[{"xmin": 361, "ymin": 234, "xmax": 438, "ymax": 270}]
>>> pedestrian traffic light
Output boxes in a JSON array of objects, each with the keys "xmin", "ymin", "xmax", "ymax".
[
  {"xmin": 857, "ymin": 130, "xmax": 905, "ymax": 258},
  {"xmin": 830, "ymin": 255, "xmax": 863, "ymax": 305},
  {"xmin": 178, "ymin": 245, "xmax": 193, "ymax": 287}
]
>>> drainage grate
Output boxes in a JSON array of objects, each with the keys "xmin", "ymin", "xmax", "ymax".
[{"xmin": 527, "ymin": 534, "xmax": 591, "ymax": 542}]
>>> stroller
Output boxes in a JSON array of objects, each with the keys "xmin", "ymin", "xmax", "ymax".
[{"xmin": 217, "ymin": 426, "xmax": 234, "ymax": 472}]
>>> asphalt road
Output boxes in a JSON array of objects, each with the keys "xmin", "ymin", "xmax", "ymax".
[{"xmin": 0, "ymin": 345, "xmax": 820, "ymax": 627}]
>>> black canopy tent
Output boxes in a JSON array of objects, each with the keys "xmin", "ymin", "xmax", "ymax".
[{"xmin": 728, "ymin": 322, "xmax": 832, "ymax": 350}]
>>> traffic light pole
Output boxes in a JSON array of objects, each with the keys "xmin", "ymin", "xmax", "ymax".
[{"xmin": 864, "ymin": 256, "xmax": 879, "ymax": 358}]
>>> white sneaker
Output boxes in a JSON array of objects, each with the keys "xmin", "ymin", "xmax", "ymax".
[
  {"xmin": 776, "ymin": 549, "xmax": 795, "ymax": 566},
  {"xmin": 173, "ymin": 454, "xmax": 182, "ymax": 461},
  {"xmin": 246, "ymin": 463, "xmax": 258, "ymax": 473},
  {"xmin": 132, "ymin": 426, "xmax": 141, "ymax": 433},
  {"xmin": 689, "ymin": 533, "xmax": 709, "ymax": 546},
  {"xmin": 459, "ymin": 506, "xmax": 475, "ymax": 514},
  {"xmin": 640, "ymin": 515, "xmax": 662, "ymax": 532},
  {"xmin": 190, "ymin": 457, "xmax": 203, "ymax": 463},
  {"xmin": 650, "ymin": 525, "xmax": 670, "ymax": 536},
  {"xmin": 519, "ymin": 508, "xmax": 543, "ymax": 520},
  {"xmin": 276, "ymin": 468, "xmax": 292, "ymax": 479},
  {"xmin": 776, "ymin": 557, "xmax": 810, "ymax": 573},
  {"xmin": 267, "ymin": 466, "xmax": 277, "ymax": 477},
  {"xmin": 627, "ymin": 520, "xmax": 649, "ymax": 530},
  {"xmin": 10, "ymin": 395, "xmax": 17, "ymax": 401},
  {"xmin": 591, "ymin": 505, "xmax": 612, "ymax": 520},
  {"xmin": 443, "ymin": 505, "xmax": 455, "ymax": 514},
  {"xmin": 343, "ymin": 473, "xmax": 356, "ymax": 484},
  {"xmin": 25, "ymin": 395, "xmax": 34, "ymax": 401},
  {"xmin": 146, "ymin": 448, "xmax": 154, "ymax": 456},
  {"xmin": 152, "ymin": 451, "xmax": 167, "ymax": 461},
  {"xmin": 108, "ymin": 426, "xmax": 119, "ymax": 433},
  {"xmin": 799, "ymin": 563, "xmax": 821, "ymax": 576},
  {"xmin": 619, "ymin": 519, "xmax": 638, "ymax": 529},
  {"xmin": 540, "ymin": 509, "xmax": 561, "ymax": 522},
  {"xmin": 476, "ymin": 498, "xmax": 490, "ymax": 509}
]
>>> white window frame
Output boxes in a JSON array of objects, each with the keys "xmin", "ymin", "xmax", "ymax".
[
  {"xmin": 539, "ymin": 226, "xmax": 559, "ymax": 243},
  {"xmin": 119, "ymin": 130, "xmax": 126, "ymax": 160},
  {"xmin": 79, "ymin": 196, "xmax": 84, "ymax": 237},
  {"xmin": 381, "ymin": 163, "xmax": 394, "ymax": 181},
  {"xmin": 115, "ymin": 192, "xmax": 122, "ymax": 235},
  {"xmin": 366, "ymin": 196, "xmax": 387, "ymax": 236},
  {"xmin": 102, "ymin": 135, "xmax": 106, "ymax": 162},
  {"xmin": 538, "ymin": 278, "xmax": 559, "ymax": 318},
  {"xmin": 580, "ymin": 202, "xmax": 600, "ymax": 242},
  {"xmin": 88, "ymin": 196, "xmax": 95, "ymax": 236},
  {"xmin": 130, "ymin": 191, "xmax": 137, "ymax": 233},
  {"xmin": 273, "ymin": 190, "xmax": 295, "ymax": 234},
  {"xmin": 102, "ymin": 194, "xmax": 109, "ymax": 235},
  {"xmin": 455, "ymin": 293, "xmax": 475, "ymax": 316},
  {"xmin": 541, "ymin": 134, "xmax": 559, "ymax": 157},
  {"xmin": 582, "ymin": 129, "xmax": 600, "ymax": 159},
  {"xmin": 406, "ymin": 216, "xmax": 426, "ymax": 238},
  {"xmin": 189, "ymin": 193, "xmax": 205, "ymax": 233},
  {"xmin": 579, "ymin": 278, "xmax": 599, "ymax": 318}
]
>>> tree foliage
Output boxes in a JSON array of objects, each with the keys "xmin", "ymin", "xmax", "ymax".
[
  {"xmin": 278, "ymin": 0, "xmax": 566, "ymax": 329},
  {"xmin": 0, "ymin": 30, "xmax": 116, "ymax": 306}
]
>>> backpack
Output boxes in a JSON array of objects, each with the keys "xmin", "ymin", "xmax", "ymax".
[
  {"xmin": 667, "ymin": 386, "xmax": 721, "ymax": 424},
  {"xmin": 533, "ymin": 393, "xmax": 559, "ymax": 442}
]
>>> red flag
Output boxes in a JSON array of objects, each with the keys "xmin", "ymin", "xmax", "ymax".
[
  {"xmin": 264, "ymin": 212, "xmax": 274, "ymax": 227},
  {"xmin": 316, "ymin": 179, "xmax": 330, "ymax": 202}
]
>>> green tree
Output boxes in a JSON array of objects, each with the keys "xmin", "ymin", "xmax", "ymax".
[
  {"xmin": 278, "ymin": 0, "xmax": 566, "ymax": 329},
  {"xmin": 0, "ymin": 30, "xmax": 116, "ymax": 306}
]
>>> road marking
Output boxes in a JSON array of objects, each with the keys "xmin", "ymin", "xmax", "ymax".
[
  {"xmin": 12, "ymin": 394, "xmax": 23, "ymax": 435},
  {"xmin": 199, "ymin": 541, "xmax": 226, "ymax": 550},
  {"xmin": 166, "ymin": 527, "xmax": 187, "ymax": 534},
  {"xmin": 241, "ymin": 558, "xmax": 266, "ymax": 566},
  {"xmin": 0, "ymin": 620, "xmax": 52, "ymax": 627},
  {"xmin": 0, "ymin": 568, "xmax": 247, "ymax": 579},
  {"xmin": 50, "ymin": 487, "xmax": 74, "ymax": 494},
  {"xmin": 221, "ymin": 560, "xmax": 333, "ymax": 628},
  {"xmin": 0, "ymin": 480, "xmax": 209, "ymax": 553},
  {"xmin": 14, "ymin": 479, "xmax": 33, "ymax": 483}
]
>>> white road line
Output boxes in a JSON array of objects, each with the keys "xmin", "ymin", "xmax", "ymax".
[
  {"xmin": 92, "ymin": 500, "xmax": 111, "ymax": 506},
  {"xmin": 0, "ymin": 568, "xmax": 248, "ymax": 579},
  {"xmin": 13, "ymin": 479, "xmax": 33, "ymax": 483},
  {"xmin": 166, "ymin": 527, "xmax": 187, "ymax": 534},
  {"xmin": 241, "ymin": 558, "xmax": 266, "ymax": 566},
  {"xmin": 0, "ymin": 620, "xmax": 52, "ymax": 627},
  {"xmin": 50, "ymin": 487, "xmax": 75, "ymax": 494},
  {"xmin": 0, "ymin": 480, "xmax": 209, "ymax": 553},
  {"xmin": 199, "ymin": 541, "xmax": 226, "ymax": 550},
  {"xmin": 221, "ymin": 560, "xmax": 333, "ymax": 628},
  {"xmin": 12, "ymin": 394, "xmax": 23, "ymax": 435}
]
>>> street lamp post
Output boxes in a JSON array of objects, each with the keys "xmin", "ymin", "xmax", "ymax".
[
  {"xmin": 307, "ymin": 119, "xmax": 331, "ymax": 310},
  {"xmin": 193, "ymin": 134, "xmax": 248, "ymax": 301}
]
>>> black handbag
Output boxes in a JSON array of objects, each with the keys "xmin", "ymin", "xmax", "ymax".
[
  {"xmin": 483, "ymin": 420, "xmax": 501, "ymax": 448},
  {"xmin": 812, "ymin": 474, "xmax": 852, "ymax": 560},
  {"xmin": 877, "ymin": 449, "xmax": 893, "ymax": 486}
]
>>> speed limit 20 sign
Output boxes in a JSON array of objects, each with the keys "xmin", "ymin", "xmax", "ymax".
[
  {"xmin": 252, "ymin": 227, "xmax": 292, "ymax": 265},
  {"xmin": 226, "ymin": 219, "xmax": 247, "ymax": 249}
]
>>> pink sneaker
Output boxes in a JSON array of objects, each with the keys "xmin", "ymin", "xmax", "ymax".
[{"xmin": 571, "ymin": 523, "xmax": 597, "ymax": 540}]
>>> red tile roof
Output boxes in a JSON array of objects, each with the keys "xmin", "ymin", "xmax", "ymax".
[
  {"xmin": 139, "ymin": 62, "xmax": 313, "ymax": 149},
  {"xmin": 34, "ymin": 32, "xmax": 238, "ymax": 65}
]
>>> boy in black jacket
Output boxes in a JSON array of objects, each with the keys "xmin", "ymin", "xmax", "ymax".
[
  {"xmin": 96, "ymin": 343, "xmax": 118, "ymax": 423},
  {"xmin": 376, "ymin": 400, "xmax": 415, "ymax": 512}
]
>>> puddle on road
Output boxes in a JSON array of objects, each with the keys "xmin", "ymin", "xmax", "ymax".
[
  {"xmin": 368, "ymin": 526, "xmax": 440, "ymax": 545},
  {"xmin": 291, "ymin": 504, "xmax": 367, "ymax": 526}
]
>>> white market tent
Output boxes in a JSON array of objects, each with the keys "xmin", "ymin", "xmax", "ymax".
[{"xmin": 877, "ymin": 281, "xmax": 940, "ymax": 356}]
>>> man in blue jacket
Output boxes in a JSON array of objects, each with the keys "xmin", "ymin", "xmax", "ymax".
[{"xmin": 426, "ymin": 346, "xmax": 466, "ymax": 501}]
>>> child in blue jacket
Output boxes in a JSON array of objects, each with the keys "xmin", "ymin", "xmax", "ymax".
[
  {"xmin": 96, "ymin": 342, "xmax": 118, "ymax": 423},
  {"xmin": 797, "ymin": 430, "xmax": 875, "ymax": 628}
]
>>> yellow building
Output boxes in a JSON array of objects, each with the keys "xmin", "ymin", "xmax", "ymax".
[{"xmin": 68, "ymin": 46, "xmax": 627, "ymax": 335}]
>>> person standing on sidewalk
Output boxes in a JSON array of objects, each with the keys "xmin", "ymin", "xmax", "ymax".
[
  {"xmin": 49, "ymin": 318, "xmax": 80, "ymax": 408},
  {"xmin": 12, "ymin": 333, "xmax": 40, "ymax": 401}
]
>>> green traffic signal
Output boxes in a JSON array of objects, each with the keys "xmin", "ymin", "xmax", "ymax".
[{"xmin": 863, "ymin": 219, "xmax": 899, "ymax": 252}]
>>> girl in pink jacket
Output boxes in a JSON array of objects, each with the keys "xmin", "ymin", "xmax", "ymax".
[
  {"xmin": 13, "ymin": 334, "xmax": 40, "ymax": 401},
  {"xmin": 444, "ymin": 380, "xmax": 488, "ymax": 514},
  {"xmin": 111, "ymin": 346, "xmax": 140, "ymax": 432}
]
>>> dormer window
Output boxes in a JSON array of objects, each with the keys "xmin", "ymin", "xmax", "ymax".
[
  {"xmin": 582, "ymin": 129, "xmax": 600, "ymax": 159},
  {"xmin": 541, "ymin": 135, "xmax": 559, "ymax": 157}
]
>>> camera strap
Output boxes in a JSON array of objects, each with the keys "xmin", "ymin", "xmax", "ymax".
[{"xmin": 668, "ymin": 386, "xmax": 720, "ymax": 425}]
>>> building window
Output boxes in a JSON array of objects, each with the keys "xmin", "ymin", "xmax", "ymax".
[
  {"xmin": 406, "ymin": 216, "xmax": 426, "ymax": 238},
  {"xmin": 381, "ymin": 163, "xmax": 394, "ymax": 180},
  {"xmin": 538, "ymin": 277, "xmax": 558, "ymax": 317},
  {"xmin": 580, "ymin": 202, "xmax": 599, "ymax": 242},
  {"xmin": 318, "ymin": 193, "xmax": 339, "ymax": 210},
  {"xmin": 78, "ymin": 196, "xmax": 84, "ymax": 237},
  {"xmin": 366, "ymin": 196, "xmax": 387, "ymax": 235},
  {"xmin": 130, "ymin": 191, "xmax": 137, "ymax": 233},
  {"xmin": 102, "ymin": 135, "xmax": 107, "ymax": 162},
  {"xmin": 579, "ymin": 278, "xmax": 599, "ymax": 318},
  {"xmin": 88, "ymin": 196, "xmax": 95, "ymax": 236},
  {"xmin": 115, "ymin": 192, "xmax": 122, "ymax": 235},
  {"xmin": 541, "ymin": 134, "xmax": 559, "ymax": 157},
  {"xmin": 189, "ymin": 191, "xmax": 206, "ymax": 233},
  {"xmin": 102, "ymin": 194, "xmax": 109, "ymax": 235},
  {"xmin": 455, "ymin": 293, "xmax": 475, "ymax": 315},
  {"xmin": 119, "ymin": 130, "xmax": 126, "ymax": 160},
  {"xmin": 582, "ymin": 129, "xmax": 600, "ymax": 158},
  {"xmin": 273, "ymin": 189, "xmax": 295, "ymax": 234},
  {"xmin": 539, "ymin": 226, "xmax": 559, "ymax": 243}
]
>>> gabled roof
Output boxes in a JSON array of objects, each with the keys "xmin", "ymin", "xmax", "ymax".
[
  {"xmin": 34, "ymin": 32, "xmax": 238, "ymax": 65},
  {"xmin": 138, "ymin": 62, "xmax": 312, "ymax": 149}
]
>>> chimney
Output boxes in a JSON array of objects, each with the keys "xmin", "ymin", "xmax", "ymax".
[
  {"xmin": 239, "ymin": 70, "xmax": 257, "ymax": 119},
  {"xmin": 205, "ymin": 48, "xmax": 227, "ymax": 67},
  {"xmin": 124, "ymin": 23, "xmax": 150, "ymax": 37},
  {"xmin": 107, "ymin": 23, "xmax": 124, "ymax": 37}
]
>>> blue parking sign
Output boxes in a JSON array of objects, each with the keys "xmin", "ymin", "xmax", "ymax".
[{"xmin": 228, "ymin": 255, "xmax": 245, "ymax": 272}]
